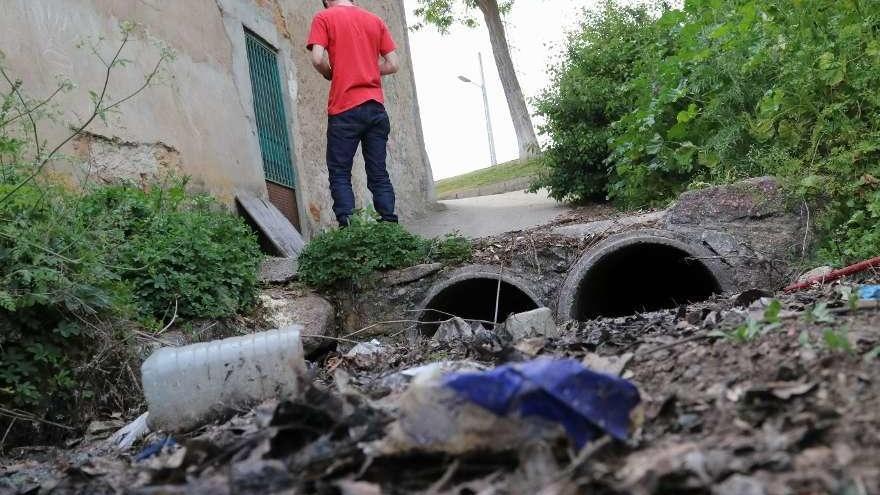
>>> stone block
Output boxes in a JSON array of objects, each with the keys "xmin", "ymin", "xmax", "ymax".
[
  {"xmin": 260, "ymin": 257, "xmax": 298, "ymax": 284},
  {"xmin": 502, "ymin": 307, "xmax": 558, "ymax": 341},
  {"xmin": 259, "ymin": 293, "xmax": 336, "ymax": 354}
]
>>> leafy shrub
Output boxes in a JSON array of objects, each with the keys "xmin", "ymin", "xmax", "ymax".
[
  {"xmin": 0, "ymin": 178, "xmax": 130, "ymax": 413},
  {"xmin": 79, "ymin": 179, "xmax": 263, "ymax": 319},
  {"xmin": 532, "ymin": 2, "xmax": 662, "ymax": 203},
  {"xmin": 538, "ymin": 0, "xmax": 880, "ymax": 264},
  {"xmin": 426, "ymin": 233, "xmax": 472, "ymax": 266},
  {"xmin": 298, "ymin": 211, "xmax": 471, "ymax": 288},
  {"xmin": 0, "ymin": 170, "xmax": 262, "ymax": 427},
  {"xmin": 0, "ymin": 26, "xmax": 228, "ymax": 440}
]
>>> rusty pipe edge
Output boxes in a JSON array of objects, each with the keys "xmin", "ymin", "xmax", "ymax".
[{"xmin": 556, "ymin": 228, "xmax": 737, "ymax": 322}]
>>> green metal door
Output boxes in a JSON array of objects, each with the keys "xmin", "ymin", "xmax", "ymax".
[{"xmin": 244, "ymin": 30, "xmax": 296, "ymax": 188}]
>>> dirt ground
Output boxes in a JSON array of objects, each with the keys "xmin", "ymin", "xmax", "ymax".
[
  {"xmin": 3, "ymin": 279, "xmax": 878, "ymax": 494},
  {"xmin": 2, "ymin": 207, "xmax": 878, "ymax": 495}
]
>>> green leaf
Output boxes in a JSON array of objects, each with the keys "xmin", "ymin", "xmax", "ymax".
[
  {"xmin": 763, "ymin": 299, "xmax": 782, "ymax": 323},
  {"xmin": 811, "ymin": 303, "xmax": 835, "ymax": 324},
  {"xmin": 676, "ymin": 103, "xmax": 699, "ymax": 124},
  {"xmin": 0, "ymin": 290, "xmax": 15, "ymax": 311},
  {"xmin": 800, "ymin": 175, "xmax": 823, "ymax": 190},
  {"xmin": 822, "ymin": 328, "xmax": 852, "ymax": 352},
  {"xmin": 709, "ymin": 23, "xmax": 732, "ymax": 39}
]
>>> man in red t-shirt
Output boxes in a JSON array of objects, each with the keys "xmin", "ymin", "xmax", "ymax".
[{"xmin": 307, "ymin": 0, "xmax": 401, "ymax": 227}]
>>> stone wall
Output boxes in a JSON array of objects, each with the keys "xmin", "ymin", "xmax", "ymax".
[{"xmin": 0, "ymin": 0, "xmax": 433, "ymax": 237}]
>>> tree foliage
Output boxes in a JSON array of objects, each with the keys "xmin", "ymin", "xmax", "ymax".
[
  {"xmin": 531, "ymin": 2, "xmax": 663, "ymax": 202},
  {"xmin": 536, "ymin": 0, "xmax": 880, "ymax": 264},
  {"xmin": 411, "ymin": 0, "xmax": 539, "ymax": 158},
  {"xmin": 411, "ymin": 0, "xmax": 514, "ymax": 32}
]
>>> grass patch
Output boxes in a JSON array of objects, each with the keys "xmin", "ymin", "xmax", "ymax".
[{"xmin": 435, "ymin": 158, "xmax": 541, "ymax": 199}]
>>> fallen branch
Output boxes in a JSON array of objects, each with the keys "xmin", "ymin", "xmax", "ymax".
[
  {"xmin": 404, "ymin": 308, "xmax": 499, "ymax": 326},
  {"xmin": 426, "ymin": 459, "xmax": 460, "ymax": 494},
  {"xmin": 0, "ymin": 417, "xmax": 16, "ymax": 452},
  {"xmin": 556, "ymin": 436, "xmax": 612, "ymax": 481},
  {"xmin": 0, "ymin": 406, "xmax": 74, "ymax": 430},
  {"xmin": 303, "ymin": 334, "xmax": 361, "ymax": 345},
  {"xmin": 341, "ymin": 319, "xmax": 428, "ymax": 339},
  {"xmin": 346, "ymin": 313, "xmax": 507, "ymax": 340},
  {"xmin": 156, "ymin": 299, "xmax": 178, "ymax": 335},
  {"xmin": 784, "ymin": 255, "xmax": 880, "ymax": 293},
  {"xmin": 493, "ymin": 262, "xmax": 504, "ymax": 326}
]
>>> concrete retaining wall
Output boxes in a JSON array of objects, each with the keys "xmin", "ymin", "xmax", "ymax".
[{"xmin": 438, "ymin": 175, "xmax": 535, "ymax": 200}]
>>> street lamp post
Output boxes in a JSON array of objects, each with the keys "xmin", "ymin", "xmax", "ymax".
[{"xmin": 458, "ymin": 52, "xmax": 497, "ymax": 167}]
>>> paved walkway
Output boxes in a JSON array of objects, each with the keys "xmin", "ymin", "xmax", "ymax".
[{"xmin": 407, "ymin": 189, "xmax": 570, "ymax": 238}]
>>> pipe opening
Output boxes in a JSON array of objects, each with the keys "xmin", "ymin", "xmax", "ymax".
[
  {"xmin": 419, "ymin": 277, "xmax": 540, "ymax": 334},
  {"xmin": 574, "ymin": 242, "xmax": 721, "ymax": 320}
]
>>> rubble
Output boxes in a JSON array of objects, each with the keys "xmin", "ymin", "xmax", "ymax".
[
  {"xmin": 500, "ymin": 307, "xmax": 559, "ymax": 340},
  {"xmin": 258, "ymin": 291, "xmax": 336, "ymax": 354},
  {"xmin": 344, "ymin": 339, "xmax": 387, "ymax": 369},
  {"xmin": 3, "ymin": 273, "xmax": 880, "ymax": 493},
  {"xmin": 2, "ymin": 194, "xmax": 879, "ymax": 494}
]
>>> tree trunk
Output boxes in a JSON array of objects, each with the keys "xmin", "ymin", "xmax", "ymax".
[{"xmin": 475, "ymin": 0, "xmax": 538, "ymax": 159}]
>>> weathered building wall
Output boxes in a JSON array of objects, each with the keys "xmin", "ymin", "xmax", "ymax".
[
  {"xmin": 280, "ymin": 0, "xmax": 435, "ymax": 232},
  {"xmin": 0, "ymin": 0, "xmax": 433, "ymax": 237}
]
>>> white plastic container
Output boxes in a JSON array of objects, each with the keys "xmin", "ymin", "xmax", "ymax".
[{"xmin": 141, "ymin": 326, "xmax": 307, "ymax": 432}]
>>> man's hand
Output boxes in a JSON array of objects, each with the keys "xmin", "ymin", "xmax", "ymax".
[
  {"xmin": 310, "ymin": 44, "xmax": 332, "ymax": 81},
  {"xmin": 379, "ymin": 50, "xmax": 400, "ymax": 76}
]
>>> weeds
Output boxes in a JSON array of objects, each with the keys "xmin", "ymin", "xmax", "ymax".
[
  {"xmin": 716, "ymin": 299, "xmax": 782, "ymax": 343},
  {"xmin": 298, "ymin": 210, "xmax": 471, "ymax": 288},
  {"xmin": 822, "ymin": 328, "xmax": 853, "ymax": 353}
]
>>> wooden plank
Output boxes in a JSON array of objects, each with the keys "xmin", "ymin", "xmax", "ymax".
[{"xmin": 236, "ymin": 195, "xmax": 305, "ymax": 258}]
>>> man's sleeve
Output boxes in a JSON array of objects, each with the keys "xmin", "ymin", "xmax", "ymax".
[
  {"xmin": 307, "ymin": 15, "xmax": 329, "ymax": 50},
  {"xmin": 379, "ymin": 21, "xmax": 396, "ymax": 56}
]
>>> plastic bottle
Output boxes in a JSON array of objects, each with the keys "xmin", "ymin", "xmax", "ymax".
[{"xmin": 141, "ymin": 326, "xmax": 307, "ymax": 432}]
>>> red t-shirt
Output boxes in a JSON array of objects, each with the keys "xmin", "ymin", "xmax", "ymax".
[{"xmin": 307, "ymin": 6, "xmax": 397, "ymax": 116}]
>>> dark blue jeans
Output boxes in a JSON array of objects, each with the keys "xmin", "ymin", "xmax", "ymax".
[{"xmin": 326, "ymin": 100, "xmax": 398, "ymax": 226}]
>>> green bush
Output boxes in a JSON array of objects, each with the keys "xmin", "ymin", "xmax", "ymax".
[
  {"xmin": 0, "ymin": 171, "xmax": 262, "ymax": 422},
  {"xmin": 532, "ymin": 2, "xmax": 662, "ymax": 203},
  {"xmin": 298, "ymin": 211, "xmax": 471, "ymax": 288},
  {"xmin": 0, "ymin": 179, "xmax": 131, "ymax": 413},
  {"xmin": 538, "ymin": 0, "xmax": 880, "ymax": 264},
  {"xmin": 79, "ymin": 180, "xmax": 263, "ymax": 319}
]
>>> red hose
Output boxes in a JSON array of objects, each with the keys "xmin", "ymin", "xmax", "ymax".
[{"xmin": 783, "ymin": 255, "xmax": 880, "ymax": 293}]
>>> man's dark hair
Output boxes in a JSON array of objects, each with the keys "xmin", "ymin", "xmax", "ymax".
[{"xmin": 322, "ymin": 0, "xmax": 328, "ymax": 7}]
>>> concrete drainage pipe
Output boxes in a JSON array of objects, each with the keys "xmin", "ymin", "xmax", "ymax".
[
  {"xmin": 417, "ymin": 265, "xmax": 543, "ymax": 334},
  {"xmin": 557, "ymin": 229, "xmax": 734, "ymax": 322}
]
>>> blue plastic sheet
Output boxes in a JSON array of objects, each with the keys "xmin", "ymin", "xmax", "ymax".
[
  {"xmin": 443, "ymin": 358, "xmax": 640, "ymax": 448},
  {"xmin": 860, "ymin": 285, "xmax": 880, "ymax": 301},
  {"xmin": 134, "ymin": 436, "xmax": 176, "ymax": 461}
]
